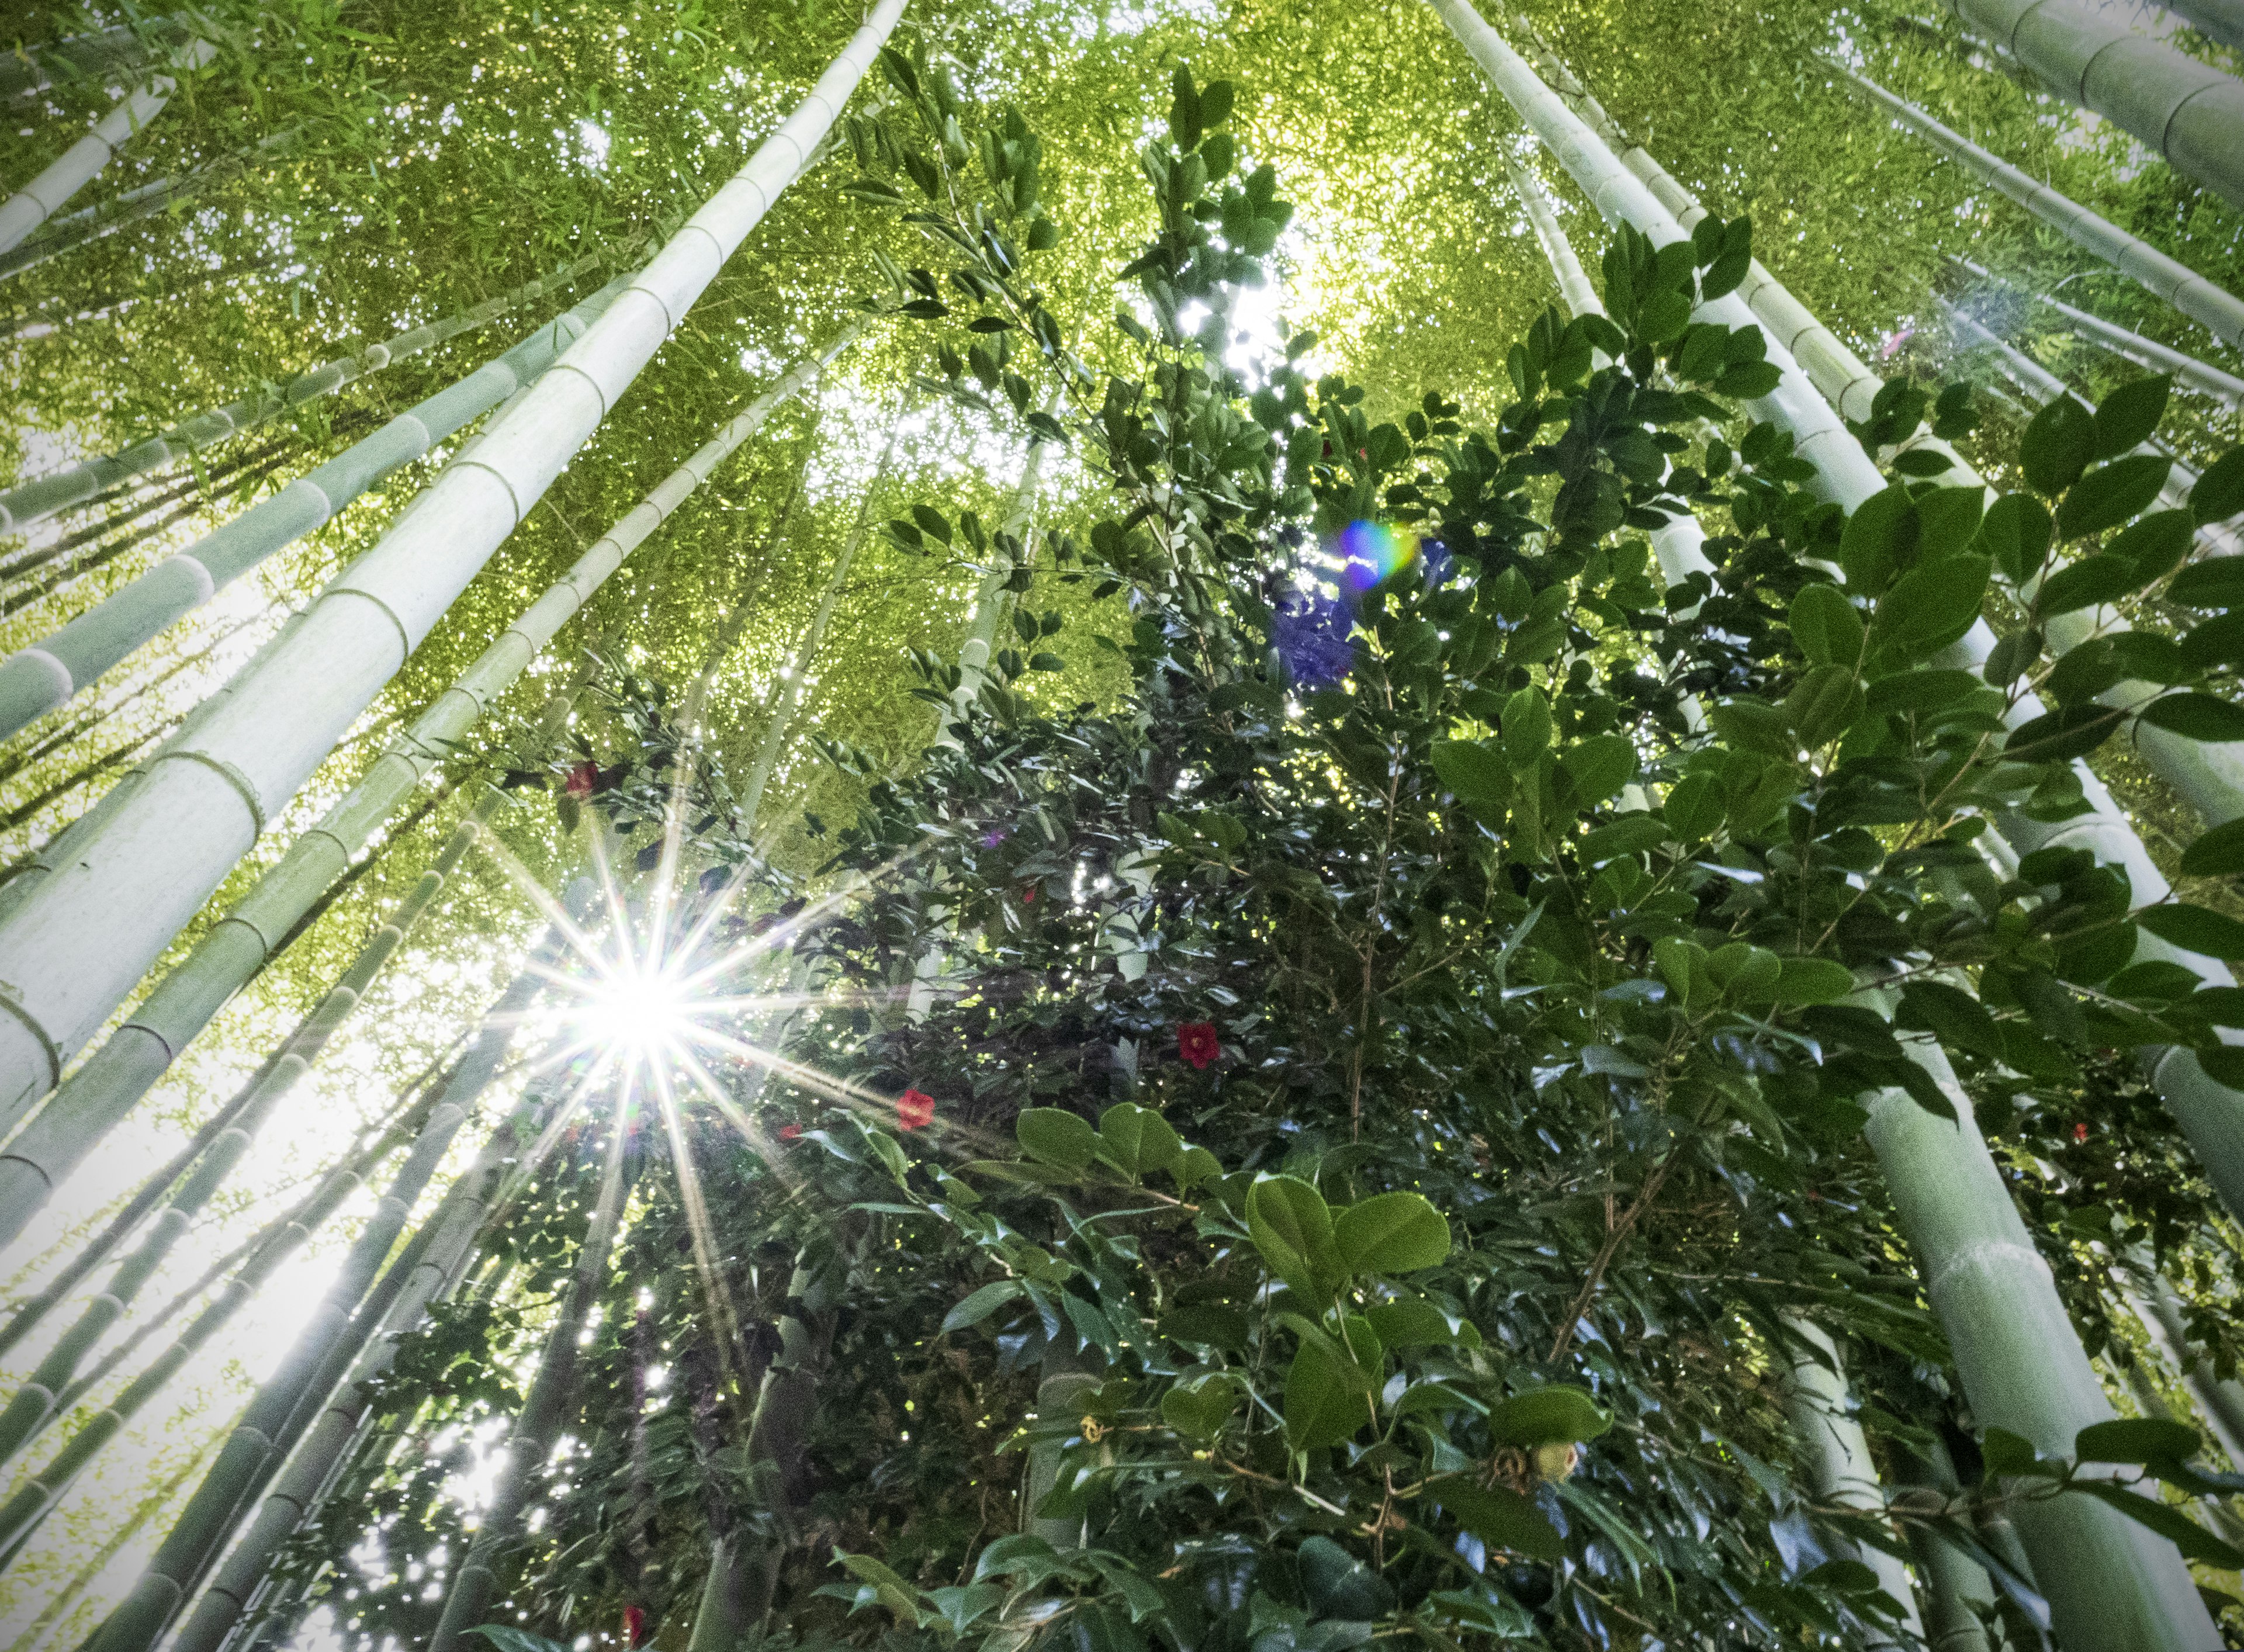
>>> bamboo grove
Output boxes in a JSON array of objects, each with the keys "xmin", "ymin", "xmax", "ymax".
[{"xmin": 9, "ymin": 0, "xmax": 2244, "ymax": 1648}]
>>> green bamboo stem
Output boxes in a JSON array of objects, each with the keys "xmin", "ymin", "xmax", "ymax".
[
  {"xmin": 0, "ymin": 616, "xmax": 255, "ymax": 791},
  {"xmin": 1938, "ymin": 0, "xmax": 2244, "ymax": 210},
  {"xmin": 1951, "ymin": 255, "xmax": 2244, "ymax": 404},
  {"xmin": 1836, "ymin": 63, "xmax": 2244, "ymax": 351},
  {"xmin": 0, "ymin": 37, "xmax": 214, "ymax": 257},
  {"xmin": 0, "ymin": 4, "xmax": 904, "ymax": 1139},
  {"xmin": 0, "ymin": 815, "xmax": 479, "ymax": 1473},
  {"xmin": 0, "ymin": 1120, "xmax": 396, "ymax": 1569},
  {"xmin": 0, "ymin": 268, "xmax": 638, "ymax": 740},
  {"xmin": 685, "ymin": 1241, "xmax": 849, "ymax": 1650},
  {"xmin": 2118, "ymin": 1251, "xmax": 2244, "ymax": 1467},
  {"xmin": 0, "ymin": 240, "xmax": 634, "ymax": 541},
  {"xmin": 1894, "ymin": 1438, "xmax": 2000, "ymax": 1652},
  {"xmin": 1775, "ymin": 1316, "xmax": 1924, "ymax": 1642},
  {"xmin": 1863, "ymin": 1030, "xmax": 2218, "ymax": 1649},
  {"xmin": 75, "ymin": 928, "xmax": 572, "ymax": 1652},
  {"xmin": 423, "ymin": 1104, "xmax": 633, "ymax": 1652},
  {"xmin": 737, "ymin": 414, "xmax": 903, "ymax": 831},
  {"xmin": 947, "ymin": 421, "xmax": 1054, "ymax": 732},
  {"xmin": 0, "ymin": 325, "xmax": 855, "ymax": 1243},
  {"xmin": 166, "ymin": 1037, "xmax": 574, "ymax": 1652}
]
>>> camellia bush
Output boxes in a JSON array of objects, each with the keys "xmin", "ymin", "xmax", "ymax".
[{"xmin": 229, "ymin": 53, "xmax": 2244, "ymax": 1652}]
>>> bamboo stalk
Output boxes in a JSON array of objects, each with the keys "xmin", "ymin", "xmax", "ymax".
[
  {"xmin": 1834, "ymin": 63, "xmax": 2244, "ymax": 351},
  {"xmin": 0, "ymin": 324, "xmax": 858, "ymax": 1250},
  {"xmin": 0, "ymin": 815, "xmax": 480, "ymax": 1472},
  {"xmin": 0, "ymin": 21, "xmax": 183, "ymax": 103},
  {"xmin": 1951, "ymin": 255, "xmax": 2244, "ymax": 404},
  {"xmin": 0, "ymin": 240, "xmax": 638, "ymax": 542},
  {"xmin": 0, "ymin": 37, "xmax": 214, "ymax": 255},
  {"xmin": 1939, "ymin": 0, "xmax": 2244, "ymax": 210},
  {"xmin": 0, "ymin": 273, "xmax": 637, "ymax": 739},
  {"xmin": 1894, "ymin": 1438, "xmax": 2000, "ymax": 1652},
  {"xmin": 1776, "ymin": 1317, "xmax": 1924, "ymax": 1643},
  {"xmin": 0, "ymin": 5, "xmax": 905, "ymax": 1134},
  {"xmin": 75, "ymin": 927, "xmax": 574, "ymax": 1652},
  {"xmin": 423, "ymin": 1100, "xmax": 633, "ymax": 1652},
  {"xmin": 0, "ymin": 126, "xmax": 299, "ymax": 286}
]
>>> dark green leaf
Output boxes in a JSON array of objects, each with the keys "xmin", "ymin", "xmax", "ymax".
[
  {"xmin": 2091, "ymin": 375, "xmax": 2170, "ymax": 458},
  {"xmin": 2055, "ymin": 455, "xmax": 2170, "ymax": 539},
  {"xmin": 943, "ymin": 1279, "xmax": 1026, "ymax": 1333},
  {"xmin": 1246, "ymin": 1175, "xmax": 1339, "ymax": 1304},
  {"xmin": 2139, "ymin": 692, "xmax": 2244, "ymax": 743},
  {"xmin": 1332, "ymin": 1192, "xmax": 1450, "ymax": 1275},
  {"xmin": 1017, "ymin": 1107, "xmax": 1096, "ymax": 1168},
  {"xmin": 1488, "ymin": 1386, "xmax": 1613, "ymax": 1447},
  {"xmin": 2075, "ymin": 1417, "xmax": 2201, "ymax": 1464},
  {"xmin": 2137, "ymin": 903, "xmax": 2244, "ymax": 960},
  {"xmin": 2191, "ymin": 448, "xmax": 2244, "ymax": 527},
  {"xmin": 1433, "ymin": 1481, "xmax": 1565, "ymax": 1563},
  {"xmin": 2181, "ymin": 815, "xmax": 2244, "ymax": 877},
  {"xmin": 2021, "ymin": 397, "xmax": 2096, "ymax": 495}
]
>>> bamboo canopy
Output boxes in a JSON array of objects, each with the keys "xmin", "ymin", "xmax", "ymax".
[{"xmin": 3, "ymin": 0, "xmax": 2244, "ymax": 1649}]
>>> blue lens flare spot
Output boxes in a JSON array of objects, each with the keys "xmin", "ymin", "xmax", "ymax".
[{"xmin": 1335, "ymin": 519, "xmax": 1419, "ymax": 593}]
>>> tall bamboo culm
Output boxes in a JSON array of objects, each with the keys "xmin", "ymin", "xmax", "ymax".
[
  {"xmin": 1425, "ymin": 1, "xmax": 2221, "ymax": 1642},
  {"xmin": 0, "ymin": 240, "xmax": 637, "ymax": 541},
  {"xmin": 74, "ymin": 919, "xmax": 579, "ymax": 1652},
  {"xmin": 1835, "ymin": 63, "xmax": 2244, "ymax": 351},
  {"xmin": 737, "ymin": 410, "xmax": 905, "ymax": 827},
  {"xmin": 0, "ymin": 37, "xmax": 214, "ymax": 256},
  {"xmin": 0, "ymin": 330, "xmax": 858, "ymax": 1250},
  {"xmin": 1938, "ymin": 0, "xmax": 2244, "ymax": 209},
  {"xmin": 1951, "ymin": 255, "xmax": 2244, "ymax": 405},
  {"xmin": 0, "ymin": 1, "xmax": 907, "ymax": 1137}
]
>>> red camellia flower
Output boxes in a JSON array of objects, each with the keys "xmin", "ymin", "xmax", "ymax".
[
  {"xmin": 1178, "ymin": 1022, "xmax": 1220, "ymax": 1069},
  {"xmin": 1022, "ymin": 883, "xmax": 1038, "ymax": 903},
  {"xmin": 623, "ymin": 1605, "xmax": 649, "ymax": 1647},
  {"xmin": 2074, "ymin": 1121, "xmax": 2090, "ymax": 1143},
  {"xmin": 777, "ymin": 1123, "xmax": 802, "ymax": 1142},
  {"xmin": 564, "ymin": 760, "xmax": 599, "ymax": 799},
  {"xmin": 898, "ymin": 1088, "xmax": 937, "ymax": 1130}
]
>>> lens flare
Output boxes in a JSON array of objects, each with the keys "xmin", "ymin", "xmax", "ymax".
[{"xmin": 1335, "ymin": 519, "xmax": 1419, "ymax": 594}]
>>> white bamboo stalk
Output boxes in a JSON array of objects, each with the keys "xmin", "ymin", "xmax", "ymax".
[
  {"xmin": 1952, "ymin": 255, "xmax": 2244, "ymax": 403},
  {"xmin": 0, "ymin": 327, "xmax": 854, "ymax": 1253},
  {"xmin": 1837, "ymin": 63, "xmax": 2244, "ymax": 351},
  {"xmin": 1941, "ymin": 0, "xmax": 2244, "ymax": 209},
  {"xmin": 0, "ymin": 37, "xmax": 214, "ymax": 256},
  {"xmin": 1426, "ymin": 4, "xmax": 2222, "ymax": 1639},
  {"xmin": 1778, "ymin": 1318, "xmax": 1924, "ymax": 1644},
  {"xmin": 0, "ymin": 5, "xmax": 903, "ymax": 1137},
  {"xmin": 0, "ymin": 239, "xmax": 636, "ymax": 539},
  {"xmin": 0, "ymin": 269, "xmax": 637, "ymax": 743}
]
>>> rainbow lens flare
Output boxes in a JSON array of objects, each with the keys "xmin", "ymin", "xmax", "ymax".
[{"xmin": 1335, "ymin": 519, "xmax": 1419, "ymax": 594}]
